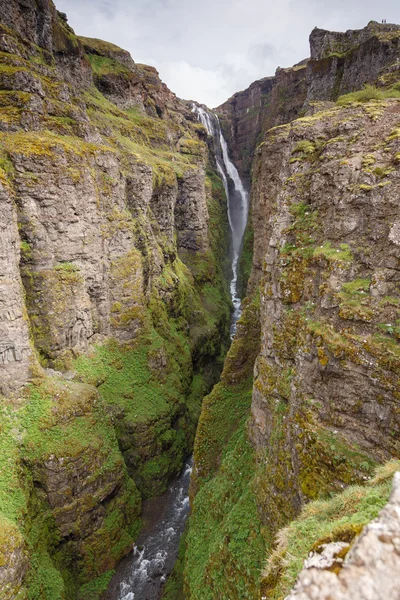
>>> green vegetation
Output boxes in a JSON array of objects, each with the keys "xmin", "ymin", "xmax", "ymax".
[
  {"xmin": 0, "ymin": 15, "xmax": 233, "ymax": 599},
  {"xmin": 162, "ymin": 530, "xmax": 187, "ymax": 600},
  {"xmin": 337, "ymin": 278, "xmax": 373, "ymax": 321},
  {"xmin": 20, "ymin": 241, "xmax": 32, "ymax": 261},
  {"xmin": 237, "ymin": 219, "xmax": 254, "ymax": 297},
  {"xmin": 78, "ymin": 36, "xmax": 128, "ymax": 57},
  {"xmin": 185, "ymin": 421, "xmax": 267, "ymax": 600},
  {"xmin": 337, "ymin": 84, "xmax": 400, "ymax": 105},
  {"xmin": 313, "ymin": 241, "xmax": 353, "ymax": 262},
  {"xmin": 182, "ymin": 289, "xmax": 264, "ymax": 598},
  {"xmin": 87, "ymin": 54, "xmax": 131, "ymax": 77},
  {"xmin": 261, "ymin": 460, "xmax": 400, "ymax": 599}
]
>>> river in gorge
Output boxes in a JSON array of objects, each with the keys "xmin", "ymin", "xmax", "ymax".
[{"xmin": 103, "ymin": 105, "xmax": 249, "ymax": 600}]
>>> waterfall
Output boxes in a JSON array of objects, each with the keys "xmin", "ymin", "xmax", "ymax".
[{"xmin": 192, "ymin": 104, "xmax": 249, "ymax": 337}]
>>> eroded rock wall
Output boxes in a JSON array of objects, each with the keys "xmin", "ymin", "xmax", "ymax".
[
  {"xmin": 249, "ymin": 100, "xmax": 400, "ymax": 533},
  {"xmin": 185, "ymin": 20, "xmax": 400, "ymax": 600},
  {"xmin": 307, "ymin": 22, "xmax": 400, "ymax": 101},
  {"xmin": 216, "ymin": 64, "xmax": 308, "ymax": 180},
  {"xmin": 0, "ymin": 0, "xmax": 231, "ymax": 597},
  {"xmin": 216, "ymin": 21, "xmax": 400, "ymax": 185}
]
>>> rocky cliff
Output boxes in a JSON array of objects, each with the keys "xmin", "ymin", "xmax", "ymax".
[
  {"xmin": 183, "ymin": 21, "xmax": 400, "ymax": 600},
  {"xmin": 1, "ymin": 6, "xmax": 400, "ymax": 599},
  {"xmin": 0, "ymin": 1, "xmax": 231, "ymax": 598},
  {"xmin": 216, "ymin": 21, "xmax": 400, "ymax": 182}
]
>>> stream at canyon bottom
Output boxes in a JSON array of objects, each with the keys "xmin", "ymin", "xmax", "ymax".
[
  {"xmin": 104, "ymin": 106, "xmax": 249, "ymax": 600},
  {"xmin": 104, "ymin": 459, "xmax": 193, "ymax": 600}
]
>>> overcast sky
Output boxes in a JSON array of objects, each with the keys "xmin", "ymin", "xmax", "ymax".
[{"xmin": 56, "ymin": 0, "xmax": 400, "ymax": 108}]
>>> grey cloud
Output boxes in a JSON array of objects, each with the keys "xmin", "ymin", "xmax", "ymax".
[
  {"xmin": 249, "ymin": 43, "xmax": 277, "ymax": 64},
  {"xmin": 56, "ymin": 0, "xmax": 400, "ymax": 107}
]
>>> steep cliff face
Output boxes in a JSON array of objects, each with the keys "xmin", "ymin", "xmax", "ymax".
[
  {"xmin": 0, "ymin": 1, "xmax": 231, "ymax": 598},
  {"xmin": 216, "ymin": 64, "xmax": 307, "ymax": 180},
  {"xmin": 307, "ymin": 22, "xmax": 400, "ymax": 101},
  {"xmin": 250, "ymin": 99, "xmax": 400, "ymax": 532},
  {"xmin": 184, "ymin": 21, "xmax": 400, "ymax": 600},
  {"xmin": 216, "ymin": 21, "xmax": 400, "ymax": 184}
]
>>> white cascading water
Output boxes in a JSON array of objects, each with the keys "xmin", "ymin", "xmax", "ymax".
[
  {"xmin": 192, "ymin": 105, "xmax": 249, "ymax": 337},
  {"xmin": 104, "ymin": 459, "xmax": 193, "ymax": 600}
]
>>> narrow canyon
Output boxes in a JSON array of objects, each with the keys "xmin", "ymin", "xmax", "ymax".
[{"xmin": 0, "ymin": 2, "xmax": 399, "ymax": 599}]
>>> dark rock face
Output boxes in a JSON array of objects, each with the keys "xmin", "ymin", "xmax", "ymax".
[
  {"xmin": 307, "ymin": 22, "xmax": 400, "ymax": 101},
  {"xmin": 0, "ymin": 0, "xmax": 92, "ymax": 86},
  {"xmin": 216, "ymin": 76, "xmax": 275, "ymax": 180},
  {"xmin": 0, "ymin": 0, "xmax": 55, "ymax": 53},
  {"xmin": 216, "ymin": 64, "xmax": 309, "ymax": 180}
]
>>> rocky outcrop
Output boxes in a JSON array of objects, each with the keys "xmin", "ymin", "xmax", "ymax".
[
  {"xmin": 307, "ymin": 22, "xmax": 400, "ymax": 101},
  {"xmin": 216, "ymin": 76, "xmax": 275, "ymax": 179},
  {"xmin": 286, "ymin": 472, "xmax": 400, "ymax": 600},
  {"xmin": 79, "ymin": 36, "xmax": 189, "ymax": 119},
  {"xmin": 0, "ymin": 0, "xmax": 92, "ymax": 86},
  {"xmin": 216, "ymin": 64, "xmax": 308, "ymax": 180},
  {"xmin": 216, "ymin": 21, "xmax": 400, "ymax": 184},
  {"xmin": 249, "ymin": 99, "xmax": 400, "ymax": 531},
  {"xmin": 0, "ymin": 181, "xmax": 32, "ymax": 395}
]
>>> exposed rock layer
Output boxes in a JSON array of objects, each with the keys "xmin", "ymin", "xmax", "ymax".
[
  {"xmin": 184, "ymin": 20, "xmax": 400, "ymax": 600},
  {"xmin": 286, "ymin": 472, "xmax": 400, "ymax": 600},
  {"xmin": 217, "ymin": 21, "xmax": 400, "ymax": 180},
  {"xmin": 0, "ymin": 0, "xmax": 231, "ymax": 597}
]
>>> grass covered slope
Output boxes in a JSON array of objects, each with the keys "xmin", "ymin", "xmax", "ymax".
[
  {"xmin": 182, "ymin": 291, "xmax": 269, "ymax": 599},
  {"xmin": 261, "ymin": 460, "xmax": 400, "ymax": 598}
]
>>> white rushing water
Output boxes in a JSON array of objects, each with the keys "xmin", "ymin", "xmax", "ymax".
[
  {"xmin": 192, "ymin": 104, "xmax": 249, "ymax": 336},
  {"xmin": 105, "ymin": 459, "xmax": 193, "ymax": 600}
]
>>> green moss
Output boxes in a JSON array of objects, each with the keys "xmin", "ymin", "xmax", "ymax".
[
  {"xmin": 0, "ymin": 147, "xmax": 15, "ymax": 188},
  {"xmin": 26, "ymin": 551, "xmax": 65, "ymax": 600},
  {"xmin": 185, "ymin": 422, "xmax": 267, "ymax": 600},
  {"xmin": 0, "ymin": 406, "xmax": 30, "ymax": 524},
  {"xmin": 313, "ymin": 241, "xmax": 353, "ymax": 262},
  {"xmin": 337, "ymin": 84, "xmax": 400, "ymax": 105},
  {"xmin": 261, "ymin": 461, "xmax": 400, "ymax": 599},
  {"xmin": 237, "ymin": 219, "xmax": 254, "ymax": 297},
  {"xmin": 79, "ymin": 37, "xmax": 128, "ymax": 56},
  {"xmin": 54, "ymin": 262, "xmax": 80, "ymax": 273},
  {"xmin": 162, "ymin": 529, "xmax": 187, "ymax": 600},
  {"xmin": 292, "ymin": 140, "xmax": 317, "ymax": 156},
  {"xmin": 87, "ymin": 54, "xmax": 131, "ymax": 77},
  {"xmin": 336, "ymin": 278, "xmax": 374, "ymax": 322},
  {"xmin": 77, "ymin": 571, "xmax": 115, "ymax": 600},
  {"xmin": 1, "ymin": 130, "xmax": 113, "ymax": 159},
  {"xmin": 183, "ymin": 285, "xmax": 264, "ymax": 598},
  {"xmin": 20, "ymin": 241, "xmax": 32, "ymax": 261}
]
